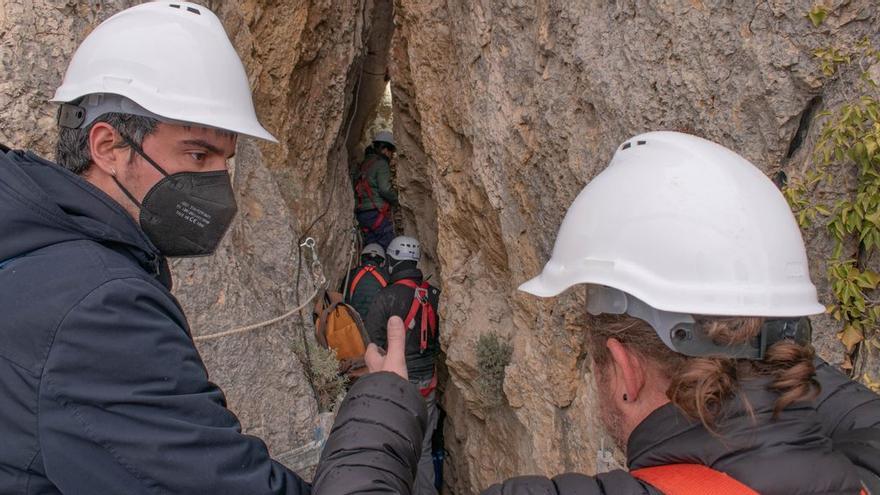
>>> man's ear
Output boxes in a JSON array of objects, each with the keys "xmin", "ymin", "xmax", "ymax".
[
  {"xmin": 606, "ymin": 337, "xmax": 647, "ymax": 402},
  {"xmin": 88, "ymin": 122, "xmax": 129, "ymax": 177}
]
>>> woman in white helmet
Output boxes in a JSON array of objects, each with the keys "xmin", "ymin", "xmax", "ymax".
[
  {"xmin": 0, "ymin": 3, "xmax": 426, "ymax": 494},
  {"xmin": 359, "ymin": 132, "xmax": 880, "ymax": 495},
  {"xmin": 489, "ymin": 131, "xmax": 880, "ymax": 494}
]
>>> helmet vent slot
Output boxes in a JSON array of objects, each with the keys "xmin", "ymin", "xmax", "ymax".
[
  {"xmin": 169, "ymin": 4, "xmax": 180, "ymax": 8},
  {"xmin": 621, "ymin": 142, "xmax": 632, "ymax": 150},
  {"xmin": 187, "ymin": 6, "xmax": 201, "ymax": 15},
  {"xmin": 637, "ymin": 140, "xmax": 646, "ymax": 145}
]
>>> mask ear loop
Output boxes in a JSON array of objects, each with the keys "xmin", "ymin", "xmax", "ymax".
[
  {"xmin": 112, "ymin": 133, "xmax": 170, "ymax": 214},
  {"xmin": 119, "ymin": 133, "xmax": 170, "ymax": 178}
]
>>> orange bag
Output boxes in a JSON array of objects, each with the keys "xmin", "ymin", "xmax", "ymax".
[{"xmin": 313, "ymin": 291, "xmax": 369, "ymax": 374}]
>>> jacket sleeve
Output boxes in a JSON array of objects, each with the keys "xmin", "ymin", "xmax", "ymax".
[
  {"xmin": 375, "ymin": 162, "xmax": 399, "ymax": 205},
  {"xmin": 480, "ymin": 470, "xmax": 658, "ymax": 495},
  {"xmin": 813, "ymin": 358, "xmax": 880, "ymax": 484},
  {"xmin": 814, "ymin": 358, "xmax": 880, "ymax": 434},
  {"xmin": 365, "ymin": 292, "xmax": 389, "ymax": 349},
  {"xmin": 39, "ymin": 277, "xmax": 310, "ymax": 495},
  {"xmin": 313, "ymin": 372, "xmax": 427, "ymax": 494}
]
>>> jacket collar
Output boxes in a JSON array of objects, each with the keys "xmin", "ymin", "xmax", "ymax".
[
  {"xmin": 390, "ymin": 267, "xmax": 423, "ymax": 283},
  {"xmin": 0, "ymin": 150, "xmax": 170, "ymax": 288},
  {"xmin": 625, "ymin": 377, "xmax": 860, "ymax": 492}
]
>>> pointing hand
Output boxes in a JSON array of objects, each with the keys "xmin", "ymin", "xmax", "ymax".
[{"xmin": 365, "ymin": 316, "xmax": 408, "ymax": 380}]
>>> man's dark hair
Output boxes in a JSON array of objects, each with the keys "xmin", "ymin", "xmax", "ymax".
[
  {"xmin": 373, "ymin": 141, "xmax": 395, "ymax": 153},
  {"xmin": 56, "ymin": 112, "xmax": 159, "ymax": 175}
]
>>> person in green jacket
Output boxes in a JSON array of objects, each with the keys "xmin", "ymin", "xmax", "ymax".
[{"xmin": 353, "ymin": 130, "xmax": 398, "ymax": 248}]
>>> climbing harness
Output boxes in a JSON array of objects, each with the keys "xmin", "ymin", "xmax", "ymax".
[
  {"xmin": 354, "ymin": 156, "xmax": 392, "ymax": 234},
  {"xmin": 349, "ymin": 265, "xmax": 388, "ymax": 296},
  {"xmin": 419, "ymin": 372, "xmax": 438, "ymax": 398},
  {"xmin": 393, "ymin": 278, "xmax": 437, "ymax": 353},
  {"xmin": 193, "ymin": 237, "xmax": 325, "ymax": 342}
]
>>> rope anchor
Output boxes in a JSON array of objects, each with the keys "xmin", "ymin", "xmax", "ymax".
[
  {"xmin": 193, "ymin": 237, "xmax": 326, "ymax": 343},
  {"xmin": 300, "ymin": 237, "xmax": 326, "ymax": 287}
]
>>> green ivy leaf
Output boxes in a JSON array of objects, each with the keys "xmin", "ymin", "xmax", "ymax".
[{"xmin": 808, "ymin": 6, "xmax": 828, "ymax": 27}]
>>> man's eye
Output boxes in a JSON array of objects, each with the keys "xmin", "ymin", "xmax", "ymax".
[{"xmin": 190, "ymin": 152, "xmax": 207, "ymax": 162}]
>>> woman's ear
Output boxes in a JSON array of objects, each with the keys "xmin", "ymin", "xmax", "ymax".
[{"xmin": 606, "ymin": 337, "xmax": 647, "ymax": 402}]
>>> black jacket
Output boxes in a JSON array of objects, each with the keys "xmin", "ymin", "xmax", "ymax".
[
  {"xmin": 483, "ymin": 360, "xmax": 880, "ymax": 494},
  {"xmin": 342, "ymin": 261, "xmax": 389, "ymax": 320},
  {"xmin": 0, "ymin": 149, "xmax": 416, "ymax": 494},
  {"xmin": 365, "ymin": 267, "xmax": 441, "ymax": 382},
  {"xmin": 313, "ymin": 372, "xmax": 429, "ymax": 494}
]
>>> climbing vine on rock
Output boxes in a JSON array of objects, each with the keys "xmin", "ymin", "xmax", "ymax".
[{"xmin": 784, "ymin": 35, "xmax": 880, "ymax": 385}]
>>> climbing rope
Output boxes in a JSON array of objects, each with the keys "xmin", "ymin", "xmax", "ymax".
[
  {"xmin": 193, "ymin": 238, "xmax": 325, "ymax": 343},
  {"xmin": 341, "ymin": 225, "xmax": 360, "ymax": 301}
]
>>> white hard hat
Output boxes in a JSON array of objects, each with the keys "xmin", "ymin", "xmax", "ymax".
[
  {"xmin": 387, "ymin": 236, "xmax": 420, "ymax": 262},
  {"xmin": 361, "ymin": 243, "xmax": 386, "ymax": 259},
  {"xmin": 373, "ymin": 130, "xmax": 395, "ymax": 148},
  {"xmin": 519, "ymin": 131, "xmax": 824, "ymax": 318},
  {"xmin": 51, "ymin": 1, "xmax": 276, "ymax": 142}
]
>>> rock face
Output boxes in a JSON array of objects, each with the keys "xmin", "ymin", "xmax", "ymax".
[
  {"xmin": 0, "ymin": 0, "xmax": 383, "ymax": 470},
  {"xmin": 389, "ymin": 1, "xmax": 880, "ymax": 492},
  {"xmin": 0, "ymin": 1, "xmax": 139, "ymax": 154},
  {"xmin": 5, "ymin": 0, "xmax": 880, "ymax": 493}
]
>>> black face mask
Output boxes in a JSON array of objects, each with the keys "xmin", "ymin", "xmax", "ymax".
[{"xmin": 113, "ymin": 135, "xmax": 238, "ymax": 257}]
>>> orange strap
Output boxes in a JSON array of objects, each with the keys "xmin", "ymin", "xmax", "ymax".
[
  {"xmin": 393, "ymin": 279, "xmax": 437, "ymax": 351},
  {"xmin": 630, "ymin": 464, "xmax": 758, "ymax": 495},
  {"xmin": 349, "ymin": 266, "xmax": 387, "ymax": 295},
  {"xmin": 355, "ymin": 157, "xmax": 379, "ymax": 210}
]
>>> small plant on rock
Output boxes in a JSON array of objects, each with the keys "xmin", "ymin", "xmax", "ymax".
[
  {"xmin": 476, "ymin": 333, "xmax": 513, "ymax": 407},
  {"xmin": 291, "ymin": 331, "xmax": 348, "ymax": 412}
]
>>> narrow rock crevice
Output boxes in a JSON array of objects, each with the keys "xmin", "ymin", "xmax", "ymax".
[{"xmin": 785, "ymin": 95, "xmax": 823, "ymax": 160}]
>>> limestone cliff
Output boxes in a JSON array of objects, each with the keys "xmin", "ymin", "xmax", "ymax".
[
  {"xmin": 389, "ymin": 1, "xmax": 880, "ymax": 492},
  {"xmin": 4, "ymin": 0, "xmax": 880, "ymax": 493}
]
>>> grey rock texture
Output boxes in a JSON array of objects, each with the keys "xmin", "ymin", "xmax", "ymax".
[
  {"xmin": 390, "ymin": 0, "xmax": 880, "ymax": 492},
  {"xmin": 0, "ymin": 1, "xmax": 140, "ymax": 154}
]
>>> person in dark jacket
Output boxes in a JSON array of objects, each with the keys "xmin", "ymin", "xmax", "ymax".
[
  {"xmin": 342, "ymin": 242, "xmax": 389, "ymax": 320},
  {"xmin": 353, "ymin": 130, "xmax": 398, "ymax": 249},
  {"xmin": 0, "ymin": 2, "xmax": 425, "ymax": 494},
  {"xmin": 366, "ymin": 235, "xmax": 441, "ymax": 495},
  {"xmin": 348, "ymin": 132, "xmax": 880, "ymax": 495}
]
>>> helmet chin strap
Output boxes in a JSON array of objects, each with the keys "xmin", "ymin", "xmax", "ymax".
[
  {"xmin": 586, "ymin": 285, "xmax": 812, "ymax": 360},
  {"xmin": 388, "ymin": 259, "xmax": 405, "ymax": 274}
]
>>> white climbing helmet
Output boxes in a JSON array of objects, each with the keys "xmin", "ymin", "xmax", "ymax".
[
  {"xmin": 51, "ymin": 1, "xmax": 277, "ymax": 142},
  {"xmin": 361, "ymin": 243, "xmax": 386, "ymax": 259},
  {"xmin": 387, "ymin": 236, "xmax": 420, "ymax": 262},
  {"xmin": 373, "ymin": 130, "xmax": 395, "ymax": 149},
  {"xmin": 519, "ymin": 131, "xmax": 825, "ymax": 318}
]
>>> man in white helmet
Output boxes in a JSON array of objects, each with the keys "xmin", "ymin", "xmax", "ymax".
[
  {"xmin": 360, "ymin": 132, "xmax": 880, "ymax": 494},
  {"xmin": 365, "ymin": 235, "xmax": 442, "ymax": 495},
  {"xmin": 0, "ymin": 3, "xmax": 426, "ymax": 494},
  {"xmin": 353, "ymin": 130, "xmax": 399, "ymax": 249}
]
